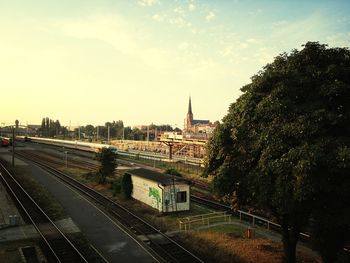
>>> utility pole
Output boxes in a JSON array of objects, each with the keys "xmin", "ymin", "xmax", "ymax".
[
  {"xmin": 147, "ymin": 126, "xmax": 149, "ymax": 141},
  {"xmin": 12, "ymin": 120, "xmax": 19, "ymax": 167},
  {"xmin": 12, "ymin": 126, "xmax": 15, "ymax": 167},
  {"xmin": 107, "ymin": 125, "xmax": 110, "ymax": 144}
]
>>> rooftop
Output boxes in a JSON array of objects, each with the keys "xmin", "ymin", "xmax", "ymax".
[{"xmin": 128, "ymin": 168, "xmax": 190, "ymax": 186}]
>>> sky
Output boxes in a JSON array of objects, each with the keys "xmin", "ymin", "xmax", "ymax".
[{"xmin": 1, "ymin": 0, "xmax": 349, "ymax": 128}]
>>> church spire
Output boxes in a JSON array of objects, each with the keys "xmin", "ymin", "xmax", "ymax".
[
  {"xmin": 186, "ymin": 96, "xmax": 194, "ymax": 131},
  {"xmin": 188, "ymin": 96, "xmax": 193, "ymax": 115}
]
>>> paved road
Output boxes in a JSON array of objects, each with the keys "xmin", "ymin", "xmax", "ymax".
[{"xmin": 2, "ymin": 148, "xmax": 157, "ymax": 263}]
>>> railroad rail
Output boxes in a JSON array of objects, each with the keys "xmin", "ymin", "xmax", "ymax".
[
  {"xmin": 0, "ymin": 162, "xmax": 88, "ymax": 263},
  {"xmin": 15, "ymin": 151, "xmax": 204, "ymax": 263},
  {"xmin": 20, "ymin": 150, "xmax": 98, "ymax": 171}
]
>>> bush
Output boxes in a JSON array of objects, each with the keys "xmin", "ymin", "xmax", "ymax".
[
  {"xmin": 121, "ymin": 173, "xmax": 133, "ymax": 199},
  {"xmin": 111, "ymin": 177, "xmax": 122, "ymax": 196}
]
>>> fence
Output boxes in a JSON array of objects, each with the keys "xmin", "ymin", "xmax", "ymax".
[
  {"xmin": 118, "ymin": 152, "xmax": 204, "ymax": 175},
  {"xmin": 232, "ymin": 209, "xmax": 311, "ymax": 240},
  {"xmin": 178, "ymin": 212, "xmax": 231, "ymax": 231}
]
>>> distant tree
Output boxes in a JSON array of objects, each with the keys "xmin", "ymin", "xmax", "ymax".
[
  {"xmin": 40, "ymin": 117, "xmax": 63, "ymax": 137},
  {"xmin": 84, "ymin": 124, "xmax": 95, "ymax": 137},
  {"xmin": 97, "ymin": 126, "xmax": 107, "ymax": 140},
  {"xmin": 157, "ymin": 124, "xmax": 173, "ymax": 131},
  {"xmin": 205, "ymin": 42, "xmax": 350, "ymax": 263},
  {"xmin": 132, "ymin": 127, "xmax": 144, "ymax": 140},
  {"xmin": 123, "ymin": 126, "xmax": 133, "ymax": 140},
  {"xmin": 114, "ymin": 120, "xmax": 124, "ymax": 139},
  {"xmin": 40, "ymin": 118, "xmax": 46, "ymax": 136},
  {"xmin": 45, "ymin": 117, "xmax": 50, "ymax": 136},
  {"xmin": 95, "ymin": 148, "xmax": 118, "ymax": 184},
  {"xmin": 121, "ymin": 173, "xmax": 133, "ymax": 199}
]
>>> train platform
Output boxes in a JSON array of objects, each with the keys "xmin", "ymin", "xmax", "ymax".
[
  {"xmin": 0, "ymin": 149, "xmax": 24, "ymax": 228},
  {"xmin": 0, "ymin": 181, "xmax": 23, "ymax": 228},
  {"xmin": 0, "ymin": 218, "xmax": 80, "ymax": 243}
]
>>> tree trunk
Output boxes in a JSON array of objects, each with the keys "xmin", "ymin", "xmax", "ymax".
[{"xmin": 281, "ymin": 220, "xmax": 298, "ymax": 263}]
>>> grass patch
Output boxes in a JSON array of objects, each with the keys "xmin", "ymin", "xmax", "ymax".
[
  {"xmin": 176, "ymin": 231, "xmax": 316, "ymax": 263},
  {"xmin": 200, "ymin": 224, "xmax": 247, "ymax": 237},
  {"xmin": 60, "ymin": 167, "xmax": 87, "ymax": 178}
]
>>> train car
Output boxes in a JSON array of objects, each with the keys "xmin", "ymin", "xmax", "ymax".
[
  {"xmin": 0, "ymin": 136, "xmax": 11, "ymax": 147},
  {"xmin": 27, "ymin": 137, "xmax": 118, "ymax": 153},
  {"xmin": 16, "ymin": 135, "xmax": 29, "ymax": 142}
]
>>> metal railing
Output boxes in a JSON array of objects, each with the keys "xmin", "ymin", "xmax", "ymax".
[{"xmin": 179, "ymin": 212, "xmax": 231, "ymax": 231}]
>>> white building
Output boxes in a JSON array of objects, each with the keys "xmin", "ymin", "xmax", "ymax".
[{"xmin": 128, "ymin": 168, "xmax": 191, "ymax": 213}]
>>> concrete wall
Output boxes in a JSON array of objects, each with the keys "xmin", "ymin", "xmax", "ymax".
[
  {"xmin": 131, "ymin": 175, "xmax": 164, "ymax": 212},
  {"xmin": 131, "ymin": 175, "xmax": 190, "ymax": 213}
]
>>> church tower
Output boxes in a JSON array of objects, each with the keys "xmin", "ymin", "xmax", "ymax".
[{"xmin": 186, "ymin": 96, "xmax": 193, "ymax": 131}]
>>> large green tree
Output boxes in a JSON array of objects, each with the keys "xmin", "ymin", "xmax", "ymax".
[
  {"xmin": 205, "ymin": 42, "xmax": 350, "ymax": 263},
  {"xmin": 96, "ymin": 148, "xmax": 118, "ymax": 184}
]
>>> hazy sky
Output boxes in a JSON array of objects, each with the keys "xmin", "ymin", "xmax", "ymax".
[{"xmin": 1, "ymin": 0, "xmax": 349, "ymax": 128}]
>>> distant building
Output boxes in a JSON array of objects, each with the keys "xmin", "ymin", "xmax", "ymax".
[{"xmin": 185, "ymin": 97, "xmax": 215, "ymax": 133}]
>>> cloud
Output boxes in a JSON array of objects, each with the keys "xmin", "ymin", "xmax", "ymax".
[
  {"xmin": 253, "ymin": 47, "xmax": 274, "ymax": 66},
  {"xmin": 138, "ymin": 0, "xmax": 159, "ymax": 7},
  {"xmin": 326, "ymin": 32, "xmax": 350, "ymax": 47},
  {"xmin": 169, "ymin": 17, "xmax": 188, "ymax": 27},
  {"xmin": 249, "ymin": 9, "xmax": 263, "ymax": 16},
  {"xmin": 246, "ymin": 38, "xmax": 260, "ymax": 44},
  {"xmin": 152, "ymin": 14, "xmax": 164, "ymax": 22},
  {"xmin": 150, "ymin": 4, "xmax": 193, "ymax": 29},
  {"xmin": 178, "ymin": 42, "xmax": 190, "ymax": 50},
  {"xmin": 189, "ymin": 4, "xmax": 196, "ymax": 11},
  {"xmin": 57, "ymin": 15, "xmax": 138, "ymax": 56},
  {"xmin": 56, "ymin": 14, "xmax": 197, "ymax": 70},
  {"xmin": 174, "ymin": 6, "xmax": 186, "ymax": 16},
  {"xmin": 219, "ymin": 46, "xmax": 236, "ymax": 58},
  {"xmin": 206, "ymin": 11, "xmax": 215, "ymax": 21},
  {"xmin": 56, "ymin": 15, "xmax": 175, "ymax": 70}
]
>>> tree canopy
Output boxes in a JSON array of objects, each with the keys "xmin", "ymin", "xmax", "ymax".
[{"xmin": 205, "ymin": 42, "xmax": 350, "ymax": 263}]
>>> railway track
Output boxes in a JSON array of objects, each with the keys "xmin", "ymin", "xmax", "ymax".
[
  {"xmin": 0, "ymin": 163, "xmax": 88, "ymax": 263},
  {"xmin": 15, "ymin": 150, "xmax": 204, "ymax": 263},
  {"xmin": 20, "ymin": 150, "xmax": 98, "ymax": 171}
]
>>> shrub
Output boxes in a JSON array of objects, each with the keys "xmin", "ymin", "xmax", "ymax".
[
  {"xmin": 121, "ymin": 173, "xmax": 133, "ymax": 199},
  {"xmin": 111, "ymin": 177, "xmax": 122, "ymax": 196}
]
